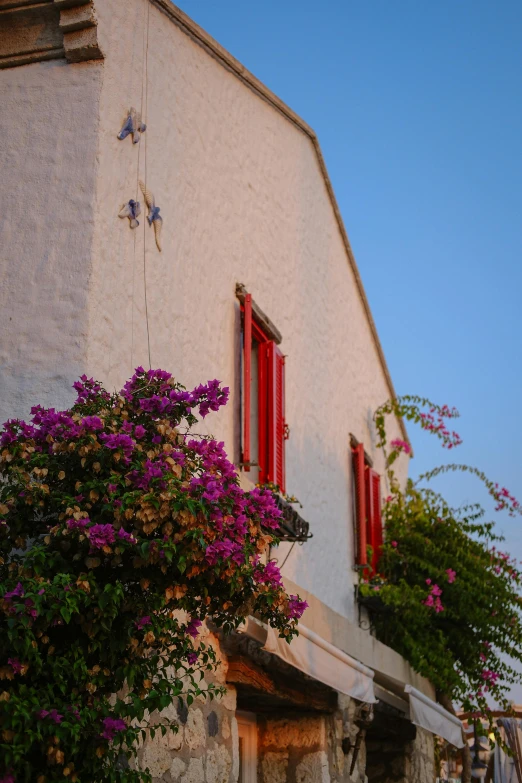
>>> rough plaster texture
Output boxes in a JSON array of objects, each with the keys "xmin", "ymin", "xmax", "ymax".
[
  {"xmin": 0, "ymin": 0, "xmax": 406, "ymax": 622},
  {"xmin": 0, "ymin": 58, "xmax": 102, "ymax": 420}
]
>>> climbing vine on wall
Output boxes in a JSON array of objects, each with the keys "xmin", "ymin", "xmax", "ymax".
[
  {"xmin": 360, "ymin": 396, "xmax": 522, "ymax": 743},
  {"xmin": 0, "ymin": 368, "xmax": 306, "ymax": 782}
]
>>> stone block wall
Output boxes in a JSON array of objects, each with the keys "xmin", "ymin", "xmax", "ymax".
[
  {"xmin": 252, "ymin": 695, "xmax": 368, "ymax": 783},
  {"xmin": 136, "ymin": 689, "xmax": 237, "ymax": 783},
  {"xmin": 366, "ymin": 726, "xmax": 434, "ymax": 783},
  {"xmin": 133, "ymin": 629, "xmax": 434, "ymax": 783},
  {"xmin": 134, "ymin": 628, "xmax": 238, "ymax": 783}
]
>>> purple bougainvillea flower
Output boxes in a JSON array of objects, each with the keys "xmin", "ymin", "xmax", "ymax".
[
  {"xmin": 88, "ymin": 524, "xmax": 115, "ymax": 549},
  {"xmin": 36, "ymin": 708, "xmax": 62, "ymax": 724},
  {"xmin": 287, "ymin": 595, "xmax": 308, "ymax": 620},
  {"xmin": 253, "ymin": 560, "xmax": 282, "ymax": 588},
  {"xmin": 101, "ymin": 717, "xmax": 127, "ymax": 741},
  {"xmin": 186, "ymin": 651, "xmax": 198, "ymax": 666},
  {"xmin": 4, "ymin": 583, "xmax": 24, "ymax": 601},
  {"xmin": 135, "ymin": 616, "xmax": 152, "ymax": 630},
  {"xmin": 117, "ymin": 527, "xmax": 137, "ymax": 544},
  {"xmin": 186, "ymin": 618, "xmax": 202, "ymax": 639},
  {"xmin": 67, "ymin": 517, "xmax": 90, "ymax": 531},
  {"xmin": 8, "ymin": 658, "xmax": 23, "ymax": 674},
  {"xmin": 67, "ymin": 705, "xmax": 81, "ymax": 721},
  {"xmin": 81, "ymin": 415, "xmax": 103, "ymax": 431}
]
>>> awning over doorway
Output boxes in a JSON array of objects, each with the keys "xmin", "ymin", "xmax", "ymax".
[
  {"xmin": 263, "ymin": 624, "xmax": 377, "ymax": 704},
  {"xmin": 404, "ymin": 685, "xmax": 465, "ymax": 748}
]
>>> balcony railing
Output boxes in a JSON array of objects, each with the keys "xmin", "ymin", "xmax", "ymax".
[{"xmin": 270, "ymin": 494, "xmax": 312, "ymax": 543}]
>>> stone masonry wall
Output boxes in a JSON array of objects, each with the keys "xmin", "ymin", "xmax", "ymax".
[
  {"xmin": 133, "ymin": 629, "xmax": 434, "ymax": 783},
  {"xmin": 254, "ymin": 694, "xmax": 368, "ymax": 783},
  {"xmin": 134, "ymin": 627, "xmax": 238, "ymax": 783},
  {"xmin": 366, "ymin": 726, "xmax": 434, "ymax": 783},
  {"xmin": 132, "ymin": 630, "xmax": 369, "ymax": 783}
]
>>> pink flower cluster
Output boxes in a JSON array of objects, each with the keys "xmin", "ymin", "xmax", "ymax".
[
  {"xmin": 419, "ymin": 408, "xmax": 462, "ymax": 449},
  {"xmin": 390, "ymin": 438, "xmax": 412, "ymax": 455},
  {"xmin": 423, "ymin": 580, "xmax": 444, "ymax": 612},
  {"xmin": 492, "ymin": 483, "xmax": 521, "ymax": 516},
  {"xmin": 481, "ymin": 669, "xmax": 499, "ymax": 686}
]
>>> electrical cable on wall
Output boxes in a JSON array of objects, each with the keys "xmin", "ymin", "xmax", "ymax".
[{"xmin": 139, "ymin": 0, "xmax": 152, "ymax": 370}]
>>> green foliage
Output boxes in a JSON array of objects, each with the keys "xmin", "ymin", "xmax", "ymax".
[
  {"xmin": 361, "ymin": 396, "xmax": 522, "ymax": 735},
  {"xmin": 0, "ymin": 369, "xmax": 305, "ymax": 781}
]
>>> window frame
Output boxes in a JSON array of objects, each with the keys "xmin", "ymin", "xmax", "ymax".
[
  {"xmin": 240, "ymin": 292, "xmax": 286, "ymax": 492},
  {"xmin": 351, "ymin": 440, "xmax": 382, "ymax": 572}
]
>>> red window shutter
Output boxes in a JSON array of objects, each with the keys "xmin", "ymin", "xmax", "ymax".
[
  {"xmin": 258, "ymin": 340, "xmax": 269, "ymax": 484},
  {"xmin": 265, "ymin": 342, "xmax": 285, "ymax": 492},
  {"xmin": 352, "ymin": 443, "xmax": 367, "ymax": 566},
  {"xmin": 242, "ymin": 294, "xmax": 252, "ymax": 471},
  {"xmin": 368, "ymin": 469, "xmax": 383, "ymax": 573},
  {"xmin": 275, "ymin": 346, "xmax": 285, "ymax": 492}
]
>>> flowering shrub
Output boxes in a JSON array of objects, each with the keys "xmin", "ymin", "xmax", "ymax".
[
  {"xmin": 0, "ymin": 368, "xmax": 306, "ymax": 782},
  {"xmin": 360, "ymin": 396, "xmax": 522, "ymax": 749}
]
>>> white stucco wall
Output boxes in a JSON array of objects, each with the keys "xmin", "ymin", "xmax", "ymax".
[
  {"xmin": 0, "ymin": 58, "xmax": 103, "ymax": 419},
  {"xmin": 86, "ymin": 0, "xmax": 408, "ymax": 621},
  {"xmin": 0, "ymin": 0, "xmax": 407, "ymax": 622}
]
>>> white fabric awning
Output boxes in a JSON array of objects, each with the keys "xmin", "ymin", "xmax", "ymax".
[
  {"xmin": 263, "ymin": 624, "xmax": 377, "ymax": 703},
  {"xmin": 404, "ymin": 685, "xmax": 465, "ymax": 747}
]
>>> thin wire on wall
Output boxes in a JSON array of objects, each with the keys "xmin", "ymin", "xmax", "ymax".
[{"xmin": 132, "ymin": 0, "xmax": 152, "ymax": 372}]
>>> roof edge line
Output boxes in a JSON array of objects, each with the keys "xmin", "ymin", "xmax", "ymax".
[{"xmin": 151, "ymin": 0, "xmax": 408, "ymax": 442}]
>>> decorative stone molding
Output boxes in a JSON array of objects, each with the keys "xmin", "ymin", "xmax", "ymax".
[{"xmin": 0, "ymin": 0, "xmax": 102, "ymax": 69}]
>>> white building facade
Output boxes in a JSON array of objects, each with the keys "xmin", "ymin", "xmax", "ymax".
[{"xmin": 0, "ymin": 2, "xmax": 460, "ymax": 781}]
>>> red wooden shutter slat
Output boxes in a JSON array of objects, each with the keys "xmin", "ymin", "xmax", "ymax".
[
  {"xmin": 365, "ymin": 466, "xmax": 374, "ymax": 563},
  {"xmin": 265, "ymin": 342, "xmax": 286, "ymax": 491},
  {"xmin": 369, "ymin": 469, "xmax": 383, "ymax": 572},
  {"xmin": 266, "ymin": 342, "xmax": 277, "ymax": 486},
  {"xmin": 242, "ymin": 294, "xmax": 252, "ymax": 471},
  {"xmin": 258, "ymin": 340, "xmax": 269, "ymax": 484},
  {"xmin": 274, "ymin": 347, "xmax": 285, "ymax": 492},
  {"xmin": 352, "ymin": 443, "xmax": 367, "ymax": 566}
]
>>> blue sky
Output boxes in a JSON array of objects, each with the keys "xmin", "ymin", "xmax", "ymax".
[{"xmin": 173, "ymin": 0, "xmax": 522, "ymax": 568}]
